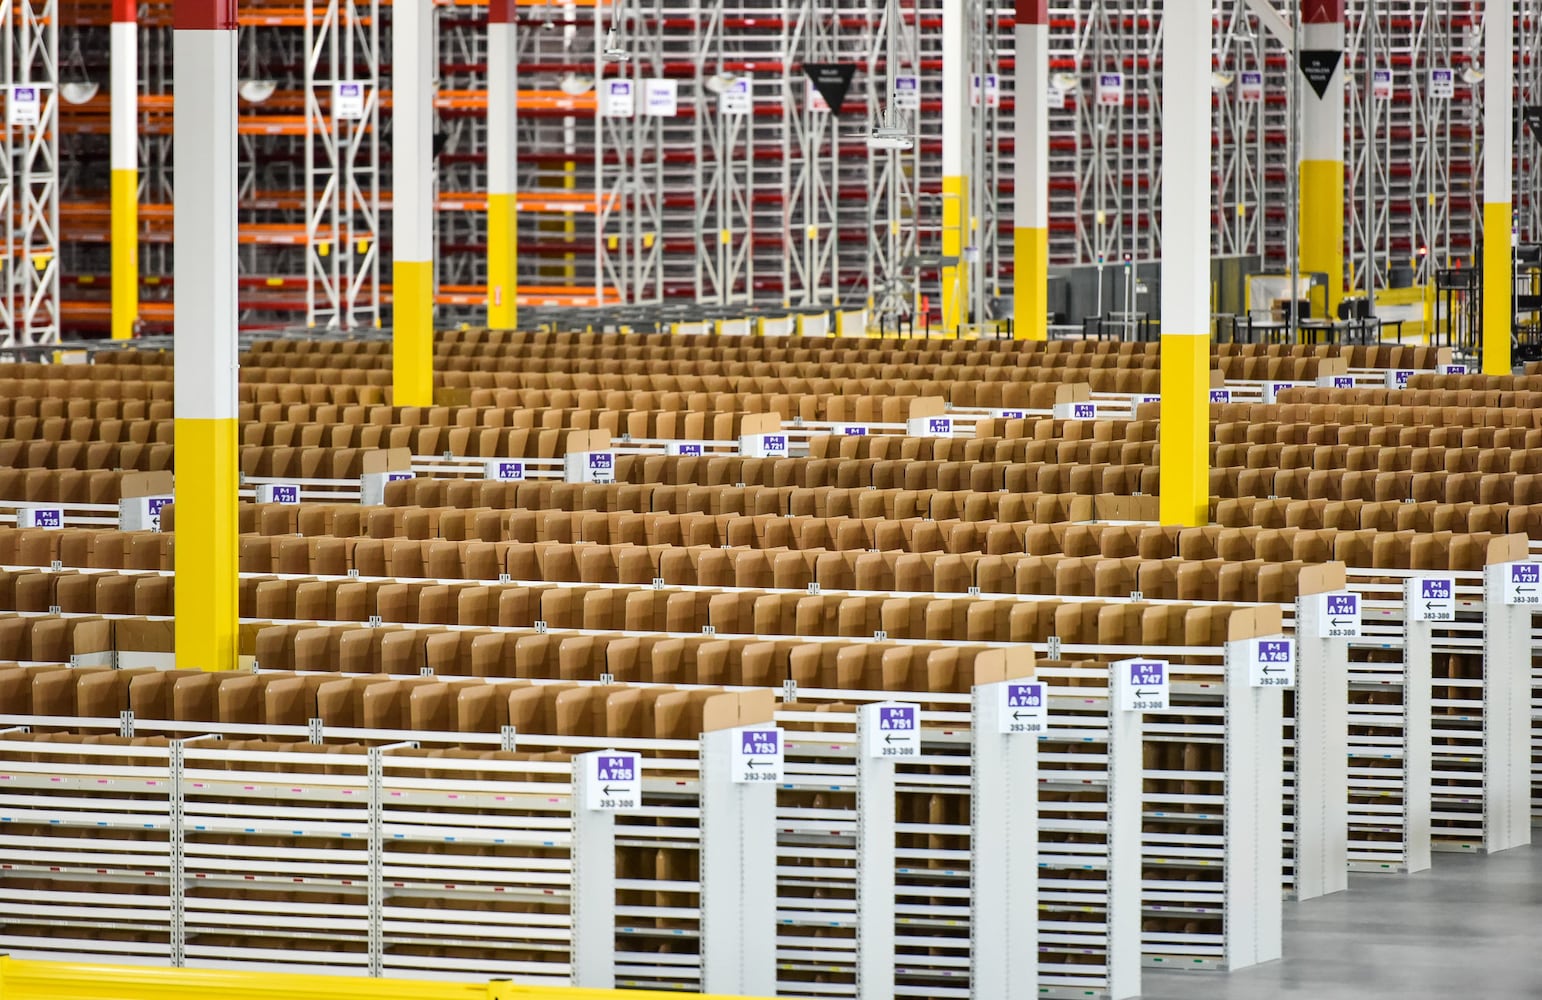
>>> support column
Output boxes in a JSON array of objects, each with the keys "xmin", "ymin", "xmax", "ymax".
[
  {"xmin": 940, "ymin": 0, "xmax": 969, "ymax": 334},
  {"xmin": 111, "ymin": 0, "xmax": 138, "ymax": 341},
  {"xmin": 1012, "ymin": 0, "xmax": 1047, "ymax": 340},
  {"xmin": 1158, "ymin": 0, "xmax": 1210, "ymax": 527},
  {"xmin": 392, "ymin": 0, "xmax": 434, "ymax": 404},
  {"xmin": 1483, "ymin": 0, "xmax": 1512, "ymax": 374},
  {"xmin": 173, "ymin": 0, "xmax": 238, "ymax": 671},
  {"xmin": 1300, "ymin": 0, "xmax": 1344, "ymax": 315},
  {"xmin": 486, "ymin": 0, "xmax": 518, "ymax": 330}
]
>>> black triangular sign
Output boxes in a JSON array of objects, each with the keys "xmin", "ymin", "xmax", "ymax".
[
  {"xmin": 804, "ymin": 63, "xmax": 857, "ymax": 114},
  {"xmin": 1525, "ymin": 106, "xmax": 1542, "ymax": 143},
  {"xmin": 1299, "ymin": 50, "xmax": 1341, "ymax": 100}
]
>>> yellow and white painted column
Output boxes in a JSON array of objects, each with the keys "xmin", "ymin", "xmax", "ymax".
[
  {"xmin": 1158, "ymin": 0, "xmax": 1210, "ymax": 527},
  {"xmin": 486, "ymin": 0, "xmax": 518, "ymax": 329},
  {"xmin": 173, "ymin": 0, "xmax": 239, "ymax": 671},
  {"xmin": 1483, "ymin": 0, "xmax": 1512, "ymax": 374},
  {"xmin": 1299, "ymin": 0, "xmax": 1344, "ymax": 315},
  {"xmin": 111, "ymin": 0, "xmax": 138, "ymax": 340},
  {"xmin": 1013, "ymin": 0, "xmax": 1048, "ymax": 340},
  {"xmin": 940, "ymin": 0, "xmax": 969, "ymax": 334},
  {"xmin": 392, "ymin": 0, "xmax": 435, "ymax": 404}
]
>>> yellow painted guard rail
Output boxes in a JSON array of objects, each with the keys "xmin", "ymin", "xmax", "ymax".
[{"xmin": 0, "ymin": 958, "xmax": 771, "ymax": 1000}]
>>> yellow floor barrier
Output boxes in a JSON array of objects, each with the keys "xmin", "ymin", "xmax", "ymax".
[{"xmin": 0, "ymin": 959, "xmax": 771, "ymax": 1000}]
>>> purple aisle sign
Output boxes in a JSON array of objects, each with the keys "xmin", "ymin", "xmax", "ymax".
[
  {"xmin": 1248, "ymin": 638, "xmax": 1295, "ymax": 688},
  {"xmin": 1314, "ymin": 592, "xmax": 1361, "ymax": 638},
  {"xmin": 927, "ymin": 417, "xmax": 952, "ymax": 435},
  {"xmin": 998, "ymin": 681, "xmax": 1047, "ymax": 735},
  {"xmin": 1504, "ymin": 563, "xmax": 1542, "ymax": 605},
  {"xmin": 1409, "ymin": 576, "xmax": 1455, "ymax": 622},
  {"xmin": 863, "ymin": 702, "xmax": 920, "ymax": 758},
  {"xmin": 732, "ymin": 727, "xmax": 784, "ymax": 784},
  {"xmin": 1116, "ymin": 658, "xmax": 1168, "ymax": 712},
  {"xmin": 584, "ymin": 752, "xmax": 641, "ymax": 811}
]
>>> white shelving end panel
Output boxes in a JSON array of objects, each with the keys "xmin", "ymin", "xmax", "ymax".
[
  {"xmin": 1484, "ymin": 553, "xmax": 1537, "ymax": 855},
  {"xmin": 1294, "ymin": 590, "xmax": 1352, "ymax": 901},
  {"xmin": 1401, "ymin": 578, "xmax": 1439, "ymax": 875},
  {"xmin": 1105, "ymin": 662, "xmax": 1144, "ymax": 1000},
  {"xmin": 855, "ymin": 701, "xmax": 911, "ymax": 1000},
  {"xmin": 971, "ymin": 674, "xmax": 1039, "ymax": 1000},
  {"xmin": 571, "ymin": 751, "xmax": 625, "ymax": 989},
  {"xmin": 699, "ymin": 721, "xmax": 779, "ymax": 996},
  {"xmin": 1222, "ymin": 635, "xmax": 1285, "ymax": 971}
]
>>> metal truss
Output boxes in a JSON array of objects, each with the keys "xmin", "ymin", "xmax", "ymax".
[
  {"xmin": 596, "ymin": 0, "xmax": 665, "ymax": 306},
  {"xmin": 865, "ymin": 0, "xmax": 921, "ymax": 321},
  {"xmin": 1212, "ymin": 1, "xmax": 1269, "ymax": 262},
  {"xmin": 0, "ymin": 0, "xmax": 59, "ymax": 347},
  {"xmin": 306, "ymin": 0, "xmax": 382, "ymax": 329}
]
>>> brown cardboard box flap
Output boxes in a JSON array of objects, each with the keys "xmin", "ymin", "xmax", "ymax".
[
  {"xmin": 114, "ymin": 617, "xmax": 175, "ymax": 654},
  {"xmin": 1487, "ymin": 533, "xmax": 1529, "ymax": 565},
  {"xmin": 1226, "ymin": 604, "xmax": 1286, "ymax": 642},
  {"xmin": 565, "ymin": 428, "xmax": 611, "ymax": 454},
  {"xmin": 1094, "ymin": 493, "xmax": 1159, "ymax": 522},
  {"xmin": 120, "ymin": 470, "xmax": 174, "ymax": 500},
  {"xmin": 971, "ymin": 646, "xmax": 1035, "ymax": 686},
  {"xmin": 1296, "ymin": 561, "xmax": 1348, "ymax": 595},
  {"xmin": 908, "ymin": 396, "xmax": 946, "ymax": 419},
  {"xmin": 361, "ymin": 447, "xmax": 412, "ymax": 474},
  {"xmin": 1052, "ymin": 382, "xmax": 1092, "ymax": 404},
  {"xmin": 740, "ymin": 412, "xmax": 782, "ymax": 436}
]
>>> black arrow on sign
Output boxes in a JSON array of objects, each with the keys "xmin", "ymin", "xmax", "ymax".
[
  {"xmin": 1136, "ymin": 688, "xmax": 1161, "ymax": 698},
  {"xmin": 1331, "ymin": 618, "xmax": 1355, "ymax": 626},
  {"xmin": 1263, "ymin": 665, "xmax": 1286, "ymax": 675},
  {"xmin": 602, "ymin": 785, "xmax": 630, "ymax": 796},
  {"xmin": 745, "ymin": 759, "xmax": 773, "ymax": 768},
  {"xmin": 1013, "ymin": 711, "xmax": 1035, "ymax": 721},
  {"xmin": 884, "ymin": 733, "xmax": 908, "ymax": 744},
  {"xmin": 1426, "ymin": 602, "xmax": 1442, "ymax": 612},
  {"xmin": 1517, "ymin": 586, "xmax": 1536, "ymax": 594}
]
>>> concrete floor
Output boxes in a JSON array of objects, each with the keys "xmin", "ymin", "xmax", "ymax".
[{"xmin": 1141, "ymin": 843, "xmax": 1542, "ymax": 1000}]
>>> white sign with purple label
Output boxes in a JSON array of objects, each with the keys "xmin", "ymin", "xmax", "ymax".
[
  {"xmin": 739, "ymin": 432, "xmax": 789, "ymax": 458},
  {"xmin": 257, "ymin": 483, "xmax": 301, "ymax": 504},
  {"xmin": 334, "ymin": 81, "xmax": 365, "ymax": 120},
  {"xmin": 1408, "ymin": 576, "xmax": 1455, "ymax": 622},
  {"xmin": 643, "ymin": 78, "xmax": 678, "ymax": 116},
  {"xmin": 120, "ymin": 494, "xmax": 173, "ymax": 532},
  {"xmin": 1372, "ymin": 68, "xmax": 1393, "ymax": 100},
  {"xmin": 1115, "ymin": 658, "xmax": 1168, "ymax": 712},
  {"xmin": 8, "ymin": 86, "xmax": 39, "ymax": 126},
  {"xmin": 484, "ymin": 460, "xmax": 526, "ymax": 482},
  {"xmin": 16, "ymin": 506, "xmax": 63, "ymax": 529},
  {"xmin": 907, "ymin": 415, "xmax": 954, "ymax": 438},
  {"xmin": 991, "ymin": 409, "xmax": 1027, "ymax": 420},
  {"xmin": 1429, "ymin": 68, "xmax": 1454, "ymax": 98},
  {"xmin": 667, "ymin": 442, "xmax": 704, "ymax": 456},
  {"xmin": 1097, "ymin": 72, "xmax": 1124, "ymax": 106},
  {"xmin": 719, "ymin": 77, "xmax": 751, "ymax": 115},
  {"xmin": 839, "ymin": 425, "xmax": 868, "ymax": 436},
  {"xmin": 1247, "ymin": 636, "xmax": 1295, "ymax": 688},
  {"xmin": 1441, "ymin": 364, "xmax": 1467, "ymax": 375},
  {"xmin": 1263, "ymin": 381, "xmax": 1300, "ymax": 404},
  {"xmin": 1311, "ymin": 592, "xmax": 1361, "ymax": 638},
  {"xmin": 862, "ymin": 701, "xmax": 920, "ymax": 759},
  {"xmin": 1503, "ymin": 562, "xmax": 1542, "ymax": 605},
  {"xmin": 1384, "ymin": 369, "xmax": 1414, "ymax": 389},
  {"xmin": 1318, "ymin": 375, "xmax": 1356, "ymax": 389},
  {"xmin": 1052, "ymin": 400, "xmax": 1097, "ymax": 420},
  {"xmin": 566, "ymin": 451, "xmax": 616, "ymax": 484},
  {"xmin": 731, "ymin": 726, "xmax": 784, "ymax": 784},
  {"xmin": 1239, "ymin": 70, "xmax": 1263, "ymax": 102},
  {"xmin": 582, "ymin": 751, "xmax": 642, "ymax": 811},
  {"xmin": 893, "ymin": 74, "xmax": 919, "ymax": 111},
  {"xmin": 997, "ymin": 681, "xmax": 1047, "ymax": 735},
  {"xmin": 601, "ymin": 80, "xmax": 635, "ymax": 117}
]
